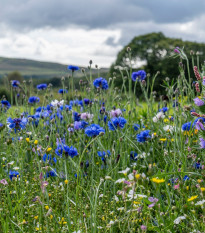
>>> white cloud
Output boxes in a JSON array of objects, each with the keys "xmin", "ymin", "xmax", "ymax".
[{"xmin": 0, "ymin": 24, "xmax": 122, "ymax": 67}]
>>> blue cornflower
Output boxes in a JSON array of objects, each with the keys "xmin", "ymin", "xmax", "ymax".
[
  {"xmin": 46, "ymin": 169, "xmax": 57, "ymax": 178},
  {"xmin": 132, "ymin": 70, "xmax": 146, "ymax": 81},
  {"xmin": 193, "ymin": 117, "xmax": 205, "ymax": 127},
  {"xmin": 36, "ymin": 107, "xmax": 42, "ymax": 112},
  {"xmin": 130, "ymin": 151, "xmax": 138, "ymax": 161},
  {"xmin": 73, "ymin": 112, "xmax": 81, "ymax": 121},
  {"xmin": 97, "ymin": 150, "xmax": 111, "ymax": 162},
  {"xmin": 67, "ymin": 65, "xmax": 79, "ymax": 71},
  {"xmin": 28, "ymin": 96, "xmax": 40, "ymax": 104},
  {"xmin": 43, "ymin": 154, "xmax": 57, "ymax": 164},
  {"xmin": 173, "ymin": 102, "xmax": 179, "ymax": 107},
  {"xmin": 7, "ymin": 117, "xmax": 27, "ymax": 130},
  {"xmin": 58, "ymin": 89, "xmax": 68, "ymax": 94},
  {"xmin": 108, "ymin": 117, "xmax": 127, "ymax": 131},
  {"xmin": 66, "ymin": 146, "xmax": 78, "ymax": 158},
  {"xmin": 37, "ymin": 83, "xmax": 47, "ymax": 90},
  {"xmin": 133, "ymin": 124, "xmax": 140, "ymax": 131},
  {"xmin": 183, "ymin": 175, "xmax": 190, "ymax": 181},
  {"xmin": 85, "ymin": 124, "xmax": 105, "ymax": 137},
  {"xmin": 84, "ymin": 98, "xmax": 91, "ymax": 105},
  {"xmin": 55, "ymin": 144, "xmax": 63, "ymax": 157},
  {"xmin": 136, "ymin": 130, "xmax": 151, "ymax": 143},
  {"xmin": 182, "ymin": 122, "xmax": 192, "ymax": 131},
  {"xmin": 9, "ymin": 170, "xmax": 20, "ymax": 180},
  {"xmin": 159, "ymin": 107, "xmax": 168, "ymax": 113},
  {"xmin": 65, "ymin": 105, "xmax": 72, "ymax": 111},
  {"xmin": 194, "ymin": 162, "xmax": 201, "ymax": 169},
  {"xmin": 11, "ymin": 80, "xmax": 20, "ymax": 87},
  {"xmin": 0, "ymin": 123, "xmax": 4, "ymax": 131},
  {"xmin": 74, "ymin": 121, "xmax": 88, "ymax": 130},
  {"xmin": 1, "ymin": 100, "xmax": 11, "ymax": 109},
  {"xmin": 93, "ymin": 77, "xmax": 108, "ymax": 90}
]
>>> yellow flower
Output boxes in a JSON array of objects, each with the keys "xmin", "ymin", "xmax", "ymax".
[
  {"xmin": 50, "ymin": 215, "xmax": 53, "ymax": 220},
  {"xmin": 159, "ymin": 138, "xmax": 167, "ymax": 141},
  {"xmin": 200, "ymin": 187, "xmax": 205, "ymax": 192},
  {"xmin": 135, "ymin": 174, "xmax": 141, "ymax": 179},
  {"xmin": 153, "ymin": 132, "xmax": 157, "ymax": 136},
  {"xmin": 187, "ymin": 195, "xmax": 198, "ymax": 202},
  {"xmin": 151, "ymin": 177, "xmax": 165, "ymax": 184},
  {"xmin": 194, "ymin": 129, "xmax": 198, "ymax": 134},
  {"xmin": 34, "ymin": 140, "xmax": 38, "ymax": 145},
  {"xmin": 48, "ymin": 193, "xmax": 51, "ymax": 197},
  {"xmin": 164, "ymin": 119, "xmax": 169, "ymax": 123},
  {"xmin": 45, "ymin": 205, "xmax": 49, "ymax": 210},
  {"xmin": 46, "ymin": 147, "xmax": 52, "ymax": 153},
  {"xmin": 26, "ymin": 138, "xmax": 30, "ymax": 143},
  {"xmin": 186, "ymin": 186, "xmax": 189, "ymax": 190},
  {"xmin": 133, "ymin": 201, "xmax": 140, "ymax": 205},
  {"xmin": 64, "ymin": 180, "xmax": 68, "ymax": 184},
  {"xmin": 34, "ymin": 216, "xmax": 38, "ymax": 220},
  {"xmin": 197, "ymin": 179, "xmax": 203, "ymax": 183}
]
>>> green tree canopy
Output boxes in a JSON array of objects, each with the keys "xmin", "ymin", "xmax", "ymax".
[{"xmin": 109, "ymin": 32, "xmax": 205, "ymax": 96}]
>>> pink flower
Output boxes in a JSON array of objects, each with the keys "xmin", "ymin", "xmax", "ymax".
[
  {"xmin": 80, "ymin": 112, "xmax": 93, "ymax": 120},
  {"xmin": 0, "ymin": 179, "xmax": 8, "ymax": 185},
  {"xmin": 41, "ymin": 181, "xmax": 49, "ymax": 193},
  {"xmin": 110, "ymin": 109, "xmax": 122, "ymax": 118},
  {"xmin": 174, "ymin": 184, "xmax": 180, "ymax": 190},
  {"xmin": 140, "ymin": 225, "xmax": 147, "ymax": 231}
]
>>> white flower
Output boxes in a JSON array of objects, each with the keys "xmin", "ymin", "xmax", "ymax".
[
  {"xmin": 8, "ymin": 161, "xmax": 14, "ymax": 165},
  {"xmin": 99, "ymin": 194, "xmax": 103, "ymax": 198},
  {"xmin": 115, "ymin": 178, "xmax": 125, "ymax": 184},
  {"xmin": 51, "ymin": 100, "xmax": 64, "ymax": 107},
  {"xmin": 174, "ymin": 216, "xmax": 186, "ymax": 224},
  {"xmin": 105, "ymin": 176, "xmax": 112, "ymax": 180},
  {"xmin": 163, "ymin": 125, "xmax": 174, "ymax": 132},
  {"xmin": 128, "ymin": 173, "xmax": 134, "ymax": 180},
  {"xmin": 127, "ymin": 190, "xmax": 147, "ymax": 200},
  {"xmin": 118, "ymin": 167, "xmax": 130, "ymax": 175},
  {"xmin": 195, "ymin": 199, "xmax": 205, "ymax": 206},
  {"xmin": 117, "ymin": 207, "xmax": 125, "ymax": 211},
  {"xmin": 114, "ymin": 195, "xmax": 119, "ymax": 202},
  {"xmin": 13, "ymin": 167, "xmax": 19, "ymax": 170}
]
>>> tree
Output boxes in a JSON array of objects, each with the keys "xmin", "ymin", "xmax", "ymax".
[{"xmin": 109, "ymin": 32, "xmax": 205, "ymax": 96}]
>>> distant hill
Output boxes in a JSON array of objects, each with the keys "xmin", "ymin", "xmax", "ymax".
[{"xmin": 0, "ymin": 57, "xmax": 109, "ymax": 79}]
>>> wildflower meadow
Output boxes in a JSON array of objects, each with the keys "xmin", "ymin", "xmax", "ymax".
[{"xmin": 0, "ymin": 48, "xmax": 205, "ymax": 233}]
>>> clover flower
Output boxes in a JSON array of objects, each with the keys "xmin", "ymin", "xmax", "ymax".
[{"xmin": 193, "ymin": 97, "xmax": 205, "ymax": 106}]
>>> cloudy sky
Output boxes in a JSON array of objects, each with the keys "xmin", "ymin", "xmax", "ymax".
[{"xmin": 1, "ymin": 0, "xmax": 205, "ymax": 67}]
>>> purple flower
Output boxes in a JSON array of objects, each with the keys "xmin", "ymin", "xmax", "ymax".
[
  {"xmin": 140, "ymin": 225, "xmax": 147, "ymax": 231},
  {"xmin": 199, "ymin": 138, "xmax": 205, "ymax": 148},
  {"xmin": 148, "ymin": 197, "xmax": 158, "ymax": 208},
  {"xmin": 174, "ymin": 47, "xmax": 180, "ymax": 54},
  {"xmin": 203, "ymin": 79, "xmax": 205, "ymax": 86},
  {"xmin": 195, "ymin": 121, "xmax": 205, "ymax": 130},
  {"xmin": 193, "ymin": 98, "xmax": 205, "ymax": 106},
  {"xmin": 0, "ymin": 179, "xmax": 8, "ymax": 185}
]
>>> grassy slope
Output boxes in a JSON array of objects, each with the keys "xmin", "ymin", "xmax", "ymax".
[{"xmin": 0, "ymin": 57, "xmax": 109, "ymax": 79}]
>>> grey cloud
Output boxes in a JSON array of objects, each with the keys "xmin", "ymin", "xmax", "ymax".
[{"xmin": 1, "ymin": 0, "xmax": 205, "ymax": 31}]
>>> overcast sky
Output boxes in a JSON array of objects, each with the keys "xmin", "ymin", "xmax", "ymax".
[{"xmin": 1, "ymin": 0, "xmax": 205, "ymax": 67}]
